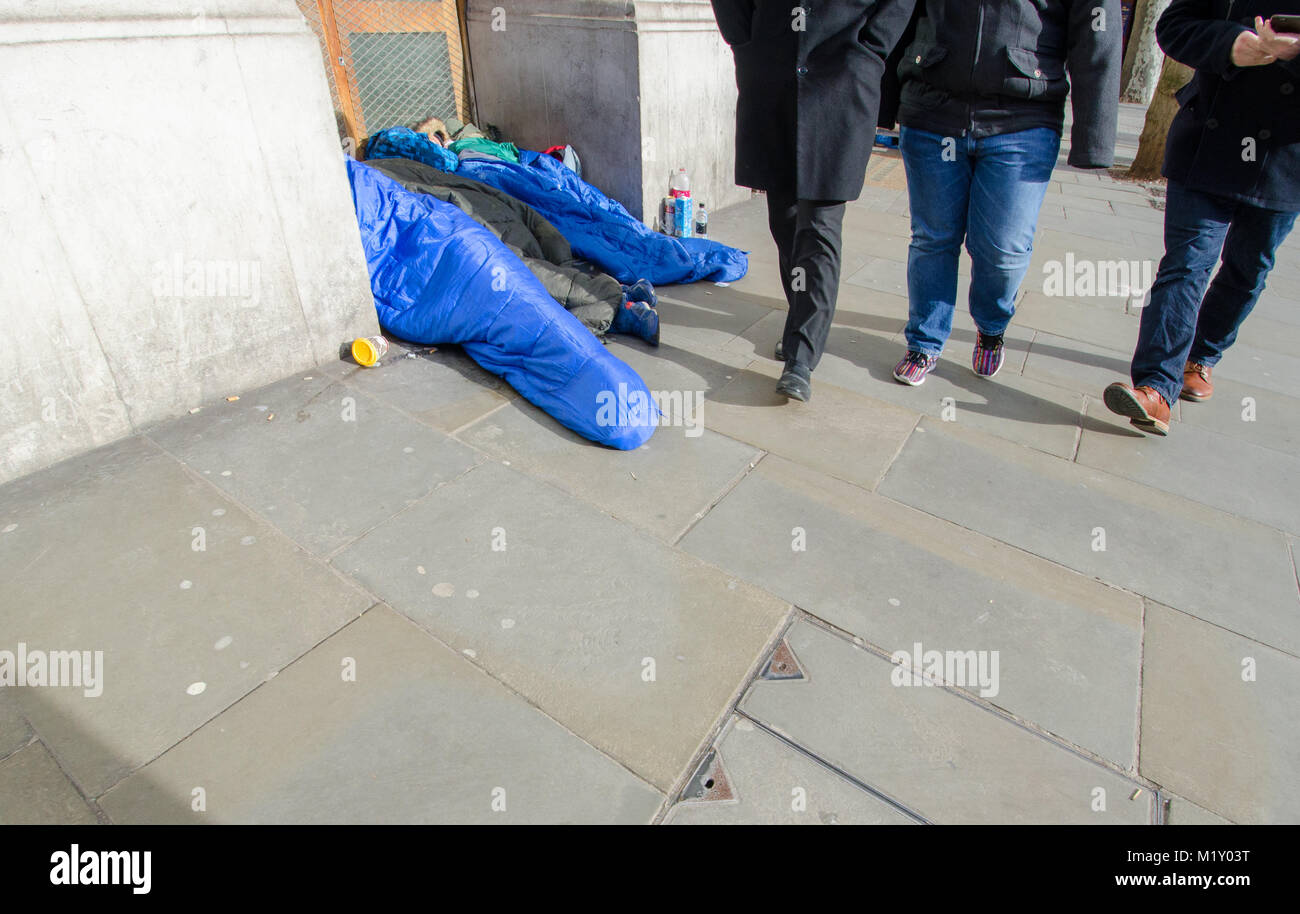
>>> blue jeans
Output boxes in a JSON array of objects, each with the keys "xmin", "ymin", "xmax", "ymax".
[
  {"xmin": 900, "ymin": 126, "xmax": 1061, "ymax": 356},
  {"xmin": 1132, "ymin": 181, "xmax": 1297, "ymax": 406}
]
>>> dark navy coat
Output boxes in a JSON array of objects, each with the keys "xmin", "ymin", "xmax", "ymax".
[{"xmin": 1159, "ymin": 0, "xmax": 1300, "ymax": 211}]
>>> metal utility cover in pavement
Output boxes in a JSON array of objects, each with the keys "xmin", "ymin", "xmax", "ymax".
[{"xmin": 760, "ymin": 637, "xmax": 807, "ymax": 681}]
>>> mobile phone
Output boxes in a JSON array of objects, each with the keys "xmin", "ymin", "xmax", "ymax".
[{"xmin": 1271, "ymin": 14, "xmax": 1300, "ymax": 33}]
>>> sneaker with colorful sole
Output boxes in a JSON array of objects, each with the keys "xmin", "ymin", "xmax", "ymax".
[{"xmin": 893, "ymin": 350, "xmax": 938, "ymax": 386}]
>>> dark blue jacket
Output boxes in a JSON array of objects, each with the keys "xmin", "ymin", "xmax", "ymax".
[
  {"xmin": 897, "ymin": 0, "xmax": 1122, "ymax": 168},
  {"xmin": 1159, "ymin": 0, "xmax": 1300, "ymax": 211}
]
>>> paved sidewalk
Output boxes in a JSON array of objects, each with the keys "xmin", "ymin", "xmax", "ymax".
[{"xmin": 3, "ymin": 104, "xmax": 1298, "ymax": 824}]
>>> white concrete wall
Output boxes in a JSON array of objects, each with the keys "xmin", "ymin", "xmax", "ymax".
[
  {"xmin": 0, "ymin": 0, "xmax": 379, "ymax": 485},
  {"xmin": 466, "ymin": 0, "xmax": 747, "ymax": 223},
  {"xmin": 634, "ymin": 1, "xmax": 747, "ymax": 226}
]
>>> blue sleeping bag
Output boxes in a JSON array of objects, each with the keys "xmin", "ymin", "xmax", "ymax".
[
  {"xmin": 347, "ymin": 158, "xmax": 657, "ymax": 450},
  {"xmin": 365, "ymin": 127, "xmax": 749, "ymax": 286}
]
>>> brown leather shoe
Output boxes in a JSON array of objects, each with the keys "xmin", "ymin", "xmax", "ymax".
[
  {"xmin": 1181, "ymin": 361, "xmax": 1213, "ymax": 401},
  {"xmin": 1103, "ymin": 382, "xmax": 1171, "ymax": 436}
]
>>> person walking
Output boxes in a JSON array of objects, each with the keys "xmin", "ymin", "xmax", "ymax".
[
  {"xmin": 1104, "ymin": 2, "xmax": 1300, "ymax": 435},
  {"xmin": 890, "ymin": 0, "xmax": 1122, "ymax": 387},
  {"xmin": 711, "ymin": 0, "xmax": 918, "ymax": 401}
]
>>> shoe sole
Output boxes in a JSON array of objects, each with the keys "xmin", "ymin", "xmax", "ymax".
[
  {"xmin": 893, "ymin": 369, "xmax": 928, "ymax": 386},
  {"xmin": 776, "ymin": 383, "xmax": 810, "ymax": 402},
  {"xmin": 1103, "ymin": 384, "xmax": 1169, "ymax": 436},
  {"xmin": 1179, "ymin": 389, "xmax": 1211, "ymax": 402}
]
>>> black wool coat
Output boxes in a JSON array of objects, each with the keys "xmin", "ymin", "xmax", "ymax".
[
  {"xmin": 1159, "ymin": 0, "xmax": 1300, "ymax": 211},
  {"xmin": 711, "ymin": 0, "xmax": 919, "ymax": 201}
]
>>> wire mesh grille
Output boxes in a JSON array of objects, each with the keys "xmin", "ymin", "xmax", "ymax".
[{"xmin": 295, "ymin": 0, "xmax": 470, "ymax": 146}]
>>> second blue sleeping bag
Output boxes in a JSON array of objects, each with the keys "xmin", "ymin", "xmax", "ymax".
[{"xmin": 347, "ymin": 158, "xmax": 657, "ymax": 450}]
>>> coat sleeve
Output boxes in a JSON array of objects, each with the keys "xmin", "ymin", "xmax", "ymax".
[
  {"xmin": 1156, "ymin": 0, "xmax": 1251, "ymax": 78},
  {"xmin": 709, "ymin": 0, "xmax": 755, "ymax": 47},
  {"xmin": 858, "ymin": 0, "xmax": 920, "ymax": 61},
  {"xmin": 526, "ymin": 207, "xmax": 576, "ymax": 266},
  {"xmin": 1065, "ymin": 0, "xmax": 1122, "ymax": 168}
]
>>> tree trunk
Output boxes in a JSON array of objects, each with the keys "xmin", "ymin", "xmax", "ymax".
[
  {"xmin": 1120, "ymin": 0, "xmax": 1173, "ymax": 104},
  {"xmin": 1128, "ymin": 55, "xmax": 1194, "ymax": 179}
]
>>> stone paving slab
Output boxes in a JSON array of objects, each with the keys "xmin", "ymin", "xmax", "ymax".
[
  {"xmin": 663, "ymin": 714, "xmax": 916, "ymax": 825},
  {"xmin": 318, "ymin": 339, "xmax": 513, "ymax": 434},
  {"xmin": 1140, "ymin": 603, "xmax": 1300, "ymax": 824},
  {"xmin": 833, "ymin": 284, "xmax": 913, "ymax": 325},
  {"xmin": 606, "ymin": 335, "xmax": 754, "ymax": 399},
  {"xmin": 99, "ymin": 607, "xmax": 664, "ymax": 824},
  {"xmin": 1058, "ymin": 194, "xmax": 1122, "ymax": 216},
  {"xmin": 724, "ymin": 308, "xmax": 1083, "ymax": 459},
  {"xmin": 1013, "ymin": 292, "xmax": 1142, "ymax": 354},
  {"xmin": 1208, "ymin": 342, "xmax": 1300, "ymax": 398},
  {"xmin": 1128, "ymin": 228, "xmax": 1174, "ymax": 261},
  {"xmin": 1164, "ymin": 794, "xmax": 1233, "ymax": 825},
  {"xmin": 740, "ymin": 620, "xmax": 1152, "ymax": 824},
  {"xmin": 458, "ymin": 398, "xmax": 759, "ymax": 545},
  {"xmin": 654, "ymin": 286, "xmax": 779, "ymax": 353},
  {"xmin": 844, "ymin": 258, "xmax": 974, "ymax": 309},
  {"xmin": 723, "ymin": 305, "xmax": 905, "ymax": 362},
  {"xmin": 714, "ymin": 256, "xmax": 796, "ymax": 310},
  {"xmin": 1253, "ymin": 290, "xmax": 1300, "ymax": 328},
  {"xmin": 1022, "ymin": 331, "xmax": 1133, "ymax": 396},
  {"xmin": 846, "ymin": 184, "xmax": 905, "ymax": 213},
  {"xmin": 0, "ymin": 693, "xmax": 31, "ymax": 759},
  {"xmin": 332, "ymin": 462, "xmax": 790, "ymax": 792},
  {"xmin": 877, "ymin": 420, "xmax": 1300, "ymax": 655},
  {"xmin": 148, "ymin": 374, "xmax": 483, "ymax": 556},
  {"xmin": 1236, "ymin": 314, "xmax": 1300, "ymax": 359},
  {"xmin": 1032, "ymin": 225, "xmax": 1149, "ymax": 266},
  {"xmin": 814, "ymin": 331, "xmax": 1087, "ymax": 459},
  {"xmin": 681, "ymin": 455, "xmax": 1143, "ymax": 766},
  {"xmin": 1049, "ymin": 210, "xmax": 1137, "ymax": 246},
  {"xmin": 0, "ymin": 436, "xmax": 372, "ymax": 797},
  {"xmin": 1051, "ymin": 181, "xmax": 1157, "ymax": 204},
  {"xmin": 840, "ymin": 228, "xmax": 953, "ymax": 274},
  {"xmin": 1109, "ymin": 201, "xmax": 1168, "ymax": 227},
  {"xmin": 844, "ymin": 255, "xmax": 920, "ymax": 300},
  {"xmin": 1078, "ymin": 400, "xmax": 1300, "ymax": 536},
  {"xmin": 703, "ymin": 363, "xmax": 919, "ymax": 492},
  {"xmin": 704, "ymin": 196, "xmax": 774, "ymax": 252},
  {"xmin": 0, "ymin": 742, "xmax": 98, "ymax": 825}
]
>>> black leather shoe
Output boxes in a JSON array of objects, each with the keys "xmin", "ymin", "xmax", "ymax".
[
  {"xmin": 774, "ymin": 340, "xmax": 784, "ymax": 361},
  {"xmin": 776, "ymin": 363, "xmax": 811, "ymax": 402}
]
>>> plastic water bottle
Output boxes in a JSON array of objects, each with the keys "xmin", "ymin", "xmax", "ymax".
[
  {"xmin": 670, "ymin": 167, "xmax": 691, "ymax": 199},
  {"xmin": 695, "ymin": 203, "xmax": 708, "ymax": 238}
]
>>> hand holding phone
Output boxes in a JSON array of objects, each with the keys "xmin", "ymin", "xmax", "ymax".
[{"xmin": 1231, "ymin": 16, "xmax": 1300, "ymax": 66}]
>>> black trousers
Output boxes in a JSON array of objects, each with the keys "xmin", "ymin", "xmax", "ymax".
[{"xmin": 765, "ymin": 189, "xmax": 847, "ymax": 371}]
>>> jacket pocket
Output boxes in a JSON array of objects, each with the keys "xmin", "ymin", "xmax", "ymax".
[
  {"xmin": 728, "ymin": 5, "xmax": 761, "ymax": 51},
  {"xmin": 1174, "ymin": 80, "xmax": 1198, "ymax": 110},
  {"xmin": 914, "ymin": 44, "xmax": 948, "ymax": 68},
  {"xmin": 1004, "ymin": 47, "xmax": 1068, "ymax": 100},
  {"xmin": 899, "ymin": 43, "xmax": 948, "ymax": 83},
  {"xmin": 897, "ymin": 43, "xmax": 950, "ymax": 110}
]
